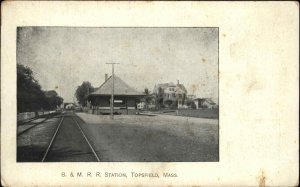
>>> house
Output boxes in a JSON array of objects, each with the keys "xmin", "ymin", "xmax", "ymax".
[
  {"xmin": 65, "ymin": 103, "xmax": 75, "ymax": 110},
  {"xmin": 88, "ymin": 74, "xmax": 145, "ymax": 115},
  {"xmin": 63, "ymin": 102, "xmax": 75, "ymax": 109},
  {"xmin": 186, "ymin": 94, "xmax": 196, "ymax": 100},
  {"xmin": 194, "ymin": 98, "xmax": 218, "ymax": 109},
  {"xmin": 153, "ymin": 80, "xmax": 187, "ymax": 109}
]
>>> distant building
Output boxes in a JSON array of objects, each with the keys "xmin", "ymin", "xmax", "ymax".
[
  {"xmin": 63, "ymin": 102, "xmax": 75, "ymax": 110},
  {"xmin": 65, "ymin": 103, "xmax": 74, "ymax": 110},
  {"xmin": 186, "ymin": 94, "xmax": 196, "ymax": 100},
  {"xmin": 194, "ymin": 98, "xmax": 218, "ymax": 109},
  {"xmin": 153, "ymin": 80, "xmax": 187, "ymax": 108},
  {"xmin": 88, "ymin": 74, "xmax": 145, "ymax": 115}
]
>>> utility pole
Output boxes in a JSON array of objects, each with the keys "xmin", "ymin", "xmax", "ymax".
[{"xmin": 106, "ymin": 62, "xmax": 120, "ymax": 119}]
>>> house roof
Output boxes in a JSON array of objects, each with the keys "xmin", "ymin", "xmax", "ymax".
[
  {"xmin": 176, "ymin": 84, "xmax": 187, "ymax": 93},
  {"xmin": 153, "ymin": 83, "xmax": 173, "ymax": 93},
  {"xmin": 89, "ymin": 75, "xmax": 144, "ymax": 96},
  {"xmin": 194, "ymin": 98, "xmax": 216, "ymax": 105},
  {"xmin": 157, "ymin": 83, "xmax": 176, "ymax": 89},
  {"xmin": 153, "ymin": 82, "xmax": 187, "ymax": 94},
  {"xmin": 205, "ymin": 98, "xmax": 216, "ymax": 104}
]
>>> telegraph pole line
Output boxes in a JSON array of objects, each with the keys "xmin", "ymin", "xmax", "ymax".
[{"xmin": 106, "ymin": 62, "xmax": 120, "ymax": 119}]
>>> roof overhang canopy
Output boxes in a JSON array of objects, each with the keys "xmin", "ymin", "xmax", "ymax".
[{"xmin": 89, "ymin": 75, "xmax": 145, "ymax": 97}]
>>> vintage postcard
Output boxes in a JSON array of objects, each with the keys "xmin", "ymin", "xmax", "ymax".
[
  {"xmin": 1, "ymin": 1, "xmax": 299, "ymax": 186},
  {"xmin": 16, "ymin": 26, "xmax": 219, "ymax": 163}
]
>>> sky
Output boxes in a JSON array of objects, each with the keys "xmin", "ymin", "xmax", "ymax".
[{"xmin": 17, "ymin": 27, "xmax": 218, "ymax": 103}]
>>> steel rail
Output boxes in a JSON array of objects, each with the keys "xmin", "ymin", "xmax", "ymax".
[
  {"xmin": 41, "ymin": 117, "xmax": 64, "ymax": 162},
  {"xmin": 17, "ymin": 118, "xmax": 49, "ymax": 136},
  {"xmin": 18, "ymin": 112, "xmax": 59, "ymax": 126},
  {"xmin": 17, "ymin": 113, "xmax": 61, "ymax": 136},
  {"xmin": 72, "ymin": 116, "xmax": 100, "ymax": 162},
  {"xmin": 17, "ymin": 116, "xmax": 40, "ymax": 126}
]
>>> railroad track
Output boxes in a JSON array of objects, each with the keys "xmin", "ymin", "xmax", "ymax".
[
  {"xmin": 41, "ymin": 114, "xmax": 100, "ymax": 162},
  {"xmin": 17, "ymin": 112, "xmax": 64, "ymax": 136},
  {"xmin": 17, "ymin": 116, "xmax": 55, "ymax": 136},
  {"xmin": 17, "ymin": 116, "xmax": 40, "ymax": 126},
  {"xmin": 17, "ymin": 112, "xmax": 60, "ymax": 126},
  {"xmin": 72, "ymin": 116, "xmax": 100, "ymax": 162}
]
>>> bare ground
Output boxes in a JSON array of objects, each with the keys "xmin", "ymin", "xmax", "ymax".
[{"xmin": 76, "ymin": 113, "xmax": 219, "ymax": 162}]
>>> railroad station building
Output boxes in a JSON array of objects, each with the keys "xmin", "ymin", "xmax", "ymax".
[{"xmin": 87, "ymin": 74, "xmax": 145, "ymax": 115}]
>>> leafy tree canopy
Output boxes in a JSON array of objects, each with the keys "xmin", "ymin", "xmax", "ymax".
[
  {"xmin": 75, "ymin": 81, "xmax": 94, "ymax": 107},
  {"xmin": 17, "ymin": 64, "xmax": 64, "ymax": 112}
]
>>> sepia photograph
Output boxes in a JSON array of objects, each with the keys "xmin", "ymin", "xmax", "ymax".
[
  {"xmin": 16, "ymin": 27, "xmax": 219, "ymax": 162},
  {"xmin": 1, "ymin": 1, "xmax": 298, "ymax": 186}
]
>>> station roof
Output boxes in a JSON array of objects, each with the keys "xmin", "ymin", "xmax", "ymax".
[{"xmin": 89, "ymin": 75, "xmax": 145, "ymax": 96}]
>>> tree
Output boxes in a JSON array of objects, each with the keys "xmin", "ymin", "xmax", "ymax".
[
  {"xmin": 143, "ymin": 88, "xmax": 152, "ymax": 110},
  {"xmin": 17, "ymin": 64, "xmax": 64, "ymax": 112},
  {"xmin": 17, "ymin": 64, "xmax": 49, "ymax": 112},
  {"xmin": 75, "ymin": 81, "xmax": 94, "ymax": 107},
  {"xmin": 186, "ymin": 98, "xmax": 196, "ymax": 109},
  {"xmin": 155, "ymin": 87, "xmax": 164, "ymax": 110},
  {"xmin": 44, "ymin": 90, "xmax": 64, "ymax": 109}
]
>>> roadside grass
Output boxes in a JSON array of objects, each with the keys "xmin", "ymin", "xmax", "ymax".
[
  {"xmin": 159, "ymin": 109, "xmax": 218, "ymax": 119},
  {"xmin": 139, "ymin": 108, "xmax": 218, "ymax": 119}
]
